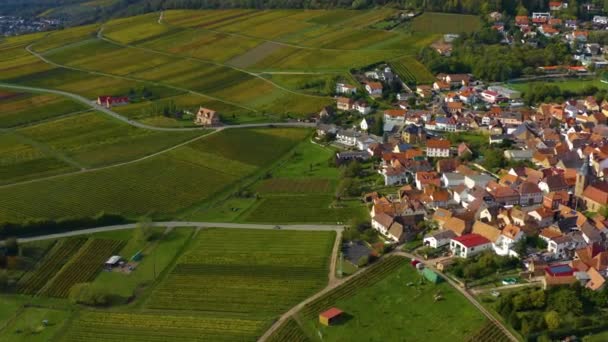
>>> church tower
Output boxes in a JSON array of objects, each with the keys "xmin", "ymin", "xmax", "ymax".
[{"xmin": 575, "ymin": 157, "xmax": 591, "ymax": 197}]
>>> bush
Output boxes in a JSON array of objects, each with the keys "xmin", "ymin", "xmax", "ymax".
[
  {"xmin": 0, "ymin": 213, "xmax": 129, "ymax": 239},
  {"xmin": 69, "ymin": 283, "xmax": 111, "ymax": 307}
]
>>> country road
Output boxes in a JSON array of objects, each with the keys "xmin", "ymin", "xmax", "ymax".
[
  {"xmin": 0, "ymin": 83, "xmax": 316, "ymax": 132},
  {"xmin": 12, "ymin": 221, "xmax": 344, "ymax": 243}
]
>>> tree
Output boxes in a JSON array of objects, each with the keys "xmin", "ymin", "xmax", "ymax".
[
  {"xmin": 4, "ymin": 237, "xmax": 18, "ymax": 256},
  {"xmin": 357, "ymin": 255, "xmax": 369, "ymax": 267},
  {"xmin": 544, "ymin": 310, "xmax": 560, "ymax": 330},
  {"xmin": 135, "ymin": 216, "xmax": 155, "ymax": 242},
  {"xmin": 342, "ymin": 160, "xmax": 362, "ymax": 178},
  {"xmin": 513, "ymin": 238, "xmax": 527, "ymax": 257},
  {"xmin": 69, "ymin": 283, "xmax": 110, "ymax": 306}
]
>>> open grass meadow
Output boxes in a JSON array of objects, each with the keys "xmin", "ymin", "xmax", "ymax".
[
  {"xmin": 298, "ymin": 258, "xmax": 488, "ymax": 341},
  {"xmin": 411, "ymin": 12, "xmax": 482, "ymax": 34},
  {"xmin": 507, "ymin": 78, "xmax": 608, "ymax": 93},
  {"xmin": 144, "ymin": 228, "xmax": 335, "ymax": 339},
  {"xmin": 0, "ymin": 128, "xmax": 308, "ymax": 222},
  {"xmin": 0, "ymin": 307, "xmax": 71, "ymax": 342}
]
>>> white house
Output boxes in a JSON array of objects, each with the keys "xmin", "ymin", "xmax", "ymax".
[
  {"xmin": 528, "ymin": 208, "xmax": 554, "ymax": 227},
  {"xmin": 365, "ymin": 82, "xmax": 383, "ymax": 96},
  {"xmin": 360, "ymin": 118, "xmax": 369, "ymax": 131},
  {"xmin": 481, "ymin": 90, "xmax": 500, "ymax": 103},
  {"xmin": 435, "ymin": 117, "xmax": 457, "ymax": 132},
  {"xmin": 442, "ymin": 172, "xmax": 465, "ymax": 188},
  {"xmin": 450, "ymin": 234, "xmax": 493, "ymax": 258},
  {"xmin": 424, "ymin": 230, "xmax": 457, "ymax": 248},
  {"xmin": 354, "ymin": 101, "xmax": 371, "ymax": 115},
  {"xmin": 464, "ymin": 174, "xmax": 494, "ymax": 189},
  {"xmin": 336, "ymin": 129, "xmax": 359, "ymax": 146},
  {"xmin": 548, "ymin": 235, "xmax": 572, "ymax": 259},
  {"xmin": 335, "ymin": 82, "xmax": 357, "ymax": 95},
  {"xmin": 493, "ymin": 225, "xmax": 524, "ymax": 257},
  {"xmin": 594, "ymin": 16, "xmax": 608, "ymax": 25},
  {"xmin": 426, "ymin": 139, "xmax": 451, "ymax": 158},
  {"xmin": 380, "ymin": 166, "xmax": 409, "ymax": 186}
]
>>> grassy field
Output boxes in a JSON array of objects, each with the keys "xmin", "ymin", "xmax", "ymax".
[
  {"xmin": 411, "ymin": 12, "xmax": 482, "ymax": 34},
  {"xmin": 298, "ymin": 258, "xmax": 488, "ymax": 341},
  {"xmin": 507, "ymin": 78, "xmax": 608, "ymax": 92},
  {"xmin": 0, "ymin": 128, "xmax": 307, "ymax": 222},
  {"xmin": 143, "ymin": 228, "xmax": 335, "ymax": 340},
  {"xmin": 0, "ymin": 307, "xmax": 70, "ymax": 342}
]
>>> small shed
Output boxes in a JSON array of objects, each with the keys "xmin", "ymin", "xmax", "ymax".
[
  {"xmin": 105, "ymin": 255, "xmax": 122, "ymax": 269},
  {"xmin": 319, "ymin": 308, "xmax": 343, "ymax": 326},
  {"xmin": 423, "ymin": 268, "xmax": 443, "ymax": 284}
]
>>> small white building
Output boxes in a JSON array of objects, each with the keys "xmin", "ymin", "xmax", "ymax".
[
  {"xmin": 424, "ymin": 230, "xmax": 457, "ymax": 248},
  {"xmin": 548, "ymin": 235, "xmax": 572, "ymax": 259},
  {"xmin": 442, "ymin": 172, "xmax": 465, "ymax": 188},
  {"xmin": 450, "ymin": 234, "xmax": 492, "ymax": 258},
  {"xmin": 336, "ymin": 82, "xmax": 357, "ymax": 95},
  {"xmin": 336, "ymin": 129, "xmax": 359, "ymax": 146},
  {"xmin": 360, "ymin": 118, "xmax": 369, "ymax": 131}
]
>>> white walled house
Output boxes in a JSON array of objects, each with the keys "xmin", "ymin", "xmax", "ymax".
[
  {"xmin": 426, "ymin": 139, "xmax": 451, "ymax": 158},
  {"xmin": 424, "ymin": 230, "xmax": 457, "ymax": 248},
  {"xmin": 450, "ymin": 234, "xmax": 492, "ymax": 258},
  {"xmin": 336, "ymin": 129, "xmax": 359, "ymax": 146}
]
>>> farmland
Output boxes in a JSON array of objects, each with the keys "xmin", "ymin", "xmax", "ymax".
[
  {"xmin": 0, "ymin": 128, "xmax": 308, "ymax": 222},
  {"xmin": 411, "ymin": 12, "xmax": 483, "ymax": 34},
  {"xmin": 390, "ymin": 56, "xmax": 436, "ymax": 85},
  {"xmin": 145, "ymin": 228, "xmax": 335, "ymax": 340},
  {"xmin": 17, "ymin": 237, "xmax": 88, "ymax": 295},
  {"xmin": 39, "ymin": 239, "xmax": 125, "ymax": 297},
  {"xmin": 297, "ymin": 257, "xmax": 490, "ymax": 341}
]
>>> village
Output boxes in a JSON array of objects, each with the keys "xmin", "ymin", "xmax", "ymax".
[{"xmin": 311, "ymin": 55, "xmax": 608, "ymax": 297}]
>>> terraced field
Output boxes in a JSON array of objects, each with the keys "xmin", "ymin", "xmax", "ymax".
[
  {"xmin": 0, "ymin": 89, "xmax": 87, "ymax": 127},
  {"xmin": 390, "ymin": 56, "xmax": 436, "ymax": 85},
  {"xmin": 145, "ymin": 228, "xmax": 335, "ymax": 340}
]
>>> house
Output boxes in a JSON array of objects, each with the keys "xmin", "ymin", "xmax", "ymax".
[
  {"xmin": 464, "ymin": 174, "xmax": 494, "ymax": 189},
  {"xmin": 354, "ymin": 101, "xmax": 371, "ymax": 115},
  {"xmin": 487, "ymin": 183, "xmax": 520, "ymax": 206},
  {"xmin": 194, "ymin": 107, "xmax": 220, "ymax": 126},
  {"xmin": 528, "ymin": 207, "xmax": 555, "ymax": 227},
  {"xmin": 319, "ymin": 308, "xmax": 343, "ymax": 326},
  {"xmin": 442, "ymin": 74, "xmax": 472, "ymax": 87},
  {"xmin": 402, "ymin": 124, "xmax": 425, "ymax": 144},
  {"xmin": 487, "ymin": 86, "xmax": 521, "ymax": 100},
  {"xmin": 586, "ymin": 267, "xmax": 606, "ymax": 291},
  {"xmin": 549, "ymin": 1, "xmax": 563, "ymax": 11},
  {"xmin": 336, "ymin": 97, "xmax": 354, "ymax": 111},
  {"xmin": 435, "ymin": 116, "xmax": 457, "ymax": 132},
  {"xmin": 336, "ymin": 129, "xmax": 359, "ymax": 146},
  {"xmin": 543, "ymin": 191, "xmax": 570, "ymax": 210},
  {"xmin": 415, "ymin": 171, "xmax": 441, "ymax": 190},
  {"xmin": 443, "ymin": 217, "xmax": 469, "ymax": 236},
  {"xmin": 416, "ymin": 85, "xmax": 433, "ymax": 98},
  {"xmin": 335, "ymin": 83, "xmax": 357, "ymax": 95},
  {"xmin": 450, "ymin": 234, "xmax": 492, "ymax": 258},
  {"xmin": 518, "ymin": 181, "xmax": 543, "ymax": 206},
  {"xmin": 319, "ymin": 106, "xmax": 335, "ymax": 118},
  {"xmin": 548, "ymin": 235, "xmax": 573, "ymax": 259},
  {"xmin": 582, "ymin": 182, "xmax": 608, "ymax": 212},
  {"xmin": 543, "ymin": 264, "xmax": 577, "ymax": 289},
  {"xmin": 336, "ymin": 151, "xmax": 370, "ymax": 163},
  {"xmin": 481, "ymin": 90, "xmax": 500, "ymax": 103},
  {"xmin": 424, "ymin": 230, "xmax": 457, "ymax": 248},
  {"xmin": 380, "ymin": 165, "xmax": 408, "ymax": 186},
  {"xmin": 442, "ymin": 172, "xmax": 465, "ymax": 188},
  {"xmin": 433, "ymin": 80, "xmax": 450, "ymax": 92},
  {"xmin": 365, "ymin": 82, "xmax": 383, "ymax": 96},
  {"xmin": 594, "ymin": 16, "xmax": 608, "ymax": 25},
  {"xmin": 457, "ymin": 143, "xmax": 473, "ymax": 158},
  {"xmin": 316, "ymin": 123, "xmax": 337, "ymax": 137},
  {"xmin": 504, "ymin": 150, "xmax": 533, "ymax": 161},
  {"xmin": 426, "ymin": 139, "xmax": 451, "ymax": 158},
  {"xmin": 97, "ymin": 96, "xmax": 129, "ymax": 108}
]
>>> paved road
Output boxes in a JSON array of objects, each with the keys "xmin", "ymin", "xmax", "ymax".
[
  {"xmin": 13, "ymin": 221, "xmax": 344, "ymax": 243},
  {"xmin": 0, "ymin": 83, "xmax": 316, "ymax": 132}
]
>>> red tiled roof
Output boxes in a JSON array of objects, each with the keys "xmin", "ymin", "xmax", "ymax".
[
  {"xmin": 452, "ymin": 234, "xmax": 491, "ymax": 248},
  {"xmin": 320, "ymin": 308, "xmax": 343, "ymax": 319},
  {"xmin": 583, "ymin": 182, "xmax": 608, "ymax": 205},
  {"xmin": 427, "ymin": 139, "xmax": 451, "ymax": 149}
]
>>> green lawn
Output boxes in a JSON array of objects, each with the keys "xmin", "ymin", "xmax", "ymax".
[
  {"xmin": 506, "ymin": 78, "xmax": 608, "ymax": 92},
  {"xmin": 301, "ymin": 264, "xmax": 487, "ymax": 341},
  {"xmin": 92, "ymin": 228, "xmax": 194, "ymax": 298},
  {"xmin": 0, "ymin": 307, "xmax": 70, "ymax": 342}
]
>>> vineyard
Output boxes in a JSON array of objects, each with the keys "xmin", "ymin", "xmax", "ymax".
[
  {"xmin": 59, "ymin": 311, "xmax": 267, "ymax": 342},
  {"xmin": 389, "ymin": 56, "xmax": 435, "ymax": 85},
  {"xmin": 145, "ymin": 228, "xmax": 335, "ymax": 340},
  {"xmin": 467, "ymin": 322, "xmax": 512, "ymax": 342},
  {"xmin": 300, "ymin": 256, "xmax": 407, "ymax": 319},
  {"xmin": 267, "ymin": 318, "xmax": 310, "ymax": 342},
  {"xmin": 256, "ymin": 178, "xmax": 332, "ymax": 194},
  {"xmin": 40, "ymin": 239, "xmax": 125, "ymax": 298},
  {"xmin": 16, "ymin": 237, "xmax": 87, "ymax": 295}
]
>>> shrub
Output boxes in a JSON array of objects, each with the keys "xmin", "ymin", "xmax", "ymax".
[{"xmin": 69, "ymin": 283, "xmax": 111, "ymax": 307}]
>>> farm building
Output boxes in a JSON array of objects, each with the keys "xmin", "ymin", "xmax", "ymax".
[
  {"xmin": 423, "ymin": 268, "xmax": 443, "ymax": 284},
  {"xmin": 97, "ymin": 96, "xmax": 129, "ymax": 108},
  {"xmin": 105, "ymin": 255, "xmax": 122, "ymax": 269},
  {"xmin": 319, "ymin": 308, "xmax": 344, "ymax": 326},
  {"xmin": 195, "ymin": 107, "xmax": 220, "ymax": 126}
]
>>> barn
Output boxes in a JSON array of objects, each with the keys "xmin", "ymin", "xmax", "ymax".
[
  {"xmin": 423, "ymin": 268, "xmax": 443, "ymax": 284},
  {"xmin": 319, "ymin": 307, "xmax": 343, "ymax": 326}
]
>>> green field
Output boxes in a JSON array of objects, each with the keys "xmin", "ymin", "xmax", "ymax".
[
  {"xmin": 411, "ymin": 12, "xmax": 482, "ymax": 34},
  {"xmin": 506, "ymin": 78, "xmax": 608, "ymax": 92},
  {"xmin": 0, "ymin": 128, "xmax": 308, "ymax": 222},
  {"xmin": 297, "ymin": 258, "xmax": 489, "ymax": 341},
  {"xmin": 0, "ymin": 307, "xmax": 70, "ymax": 342},
  {"xmin": 390, "ymin": 56, "xmax": 435, "ymax": 85},
  {"xmin": 141, "ymin": 228, "xmax": 335, "ymax": 340}
]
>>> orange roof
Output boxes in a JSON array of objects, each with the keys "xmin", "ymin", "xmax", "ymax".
[
  {"xmin": 427, "ymin": 139, "xmax": 451, "ymax": 149},
  {"xmin": 540, "ymin": 227, "xmax": 563, "ymax": 239},
  {"xmin": 384, "ymin": 109, "xmax": 407, "ymax": 117},
  {"xmin": 502, "ymin": 225, "xmax": 521, "ymax": 240},
  {"xmin": 367, "ymin": 82, "xmax": 383, "ymax": 90},
  {"xmin": 583, "ymin": 182, "xmax": 608, "ymax": 205},
  {"xmin": 320, "ymin": 307, "xmax": 343, "ymax": 319},
  {"xmin": 586, "ymin": 267, "xmax": 606, "ymax": 291}
]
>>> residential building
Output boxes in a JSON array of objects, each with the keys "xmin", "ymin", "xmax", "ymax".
[
  {"xmin": 194, "ymin": 107, "xmax": 220, "ymax": 126},
  {"xmin": 424, "ymin": 230, "xmax": 457, "ymax": 248},
  {"xmin": 450, "ymin": 234, "xmax": 492, "ymax": 258},
  {"xmin": 335, "ymin": 82, "xmax": 357, "ymax": 95},
  {"xmin": 365, "ymin": 82, "xmax": 383, "ymax": 96},
  {"xmin": 426, "ymin": 139, "xmax": 451, "ymax": 158}
]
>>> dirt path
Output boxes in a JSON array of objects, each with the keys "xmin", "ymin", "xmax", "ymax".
[{"xmin": 328, "ymin": 230, "xmax": 342, "ymax": 286}]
